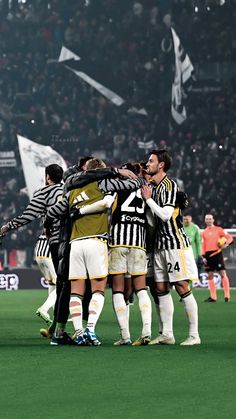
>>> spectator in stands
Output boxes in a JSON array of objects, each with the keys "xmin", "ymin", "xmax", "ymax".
[{"xmin": 0, "ymin": 0, "xmax": 236, "ymax": 261}]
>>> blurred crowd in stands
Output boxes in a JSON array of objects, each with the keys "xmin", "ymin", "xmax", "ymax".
[{"xmin": 0, "ymin": 0, "xmax": 235, "ymax": 266}]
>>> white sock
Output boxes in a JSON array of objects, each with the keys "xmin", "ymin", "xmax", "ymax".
[
  {"xmin": 158, "ymin": 293, "xmax": 174, "ymax": 338},
  {"xmin": 48, "ymin": 284, "xmax": 56, "ymax": 295},
  {"xmin": 69, "ymin": 295, "xmax": 83, "ymax": 336},
  {"xmin": 182, "ymin": 293, "xmax": 199, "ymax": 337},
  {"xmin": 112, "ymin": 293, "xmax": 130, "ymax": 340},
  {"xmin": 155, "ymin": 303, "xmax": 163, "ymax": 334},
  {"xmin": 126, "ymin": 302, "xmax": 130, "ymax": 323},
  {"xmin": 40, "ymin": 287, "xmax": 57, "ymax": 312},
  {"xmin": 87, "ymin": 292, "xmax": 104, "ymax": 333},
  {"xmin": 137, "ymin": 289, "xmax": 152, "ymax": 338}
]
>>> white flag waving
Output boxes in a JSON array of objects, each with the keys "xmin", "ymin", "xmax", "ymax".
[
  {"xmin": 17, "ymin": 135, "xmax": 67, "ymax": 199},
  {"xmin": 58, "ymin": 45, "xmax": 81, "ymax": 62},
  {"xmin": 171, "ymin": 28, "xmax": 194, "ymax": 125},
  {"xmin": 58, "ymin": 46, "xmax": 147, "ymax": 114}
]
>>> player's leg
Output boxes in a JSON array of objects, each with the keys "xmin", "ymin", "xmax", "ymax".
[
  {"xmin": 127, "ymin": 248, "xmax": 151, "ymax": 346},
  {"xmin": 205, "ymin": 270, "xmax": 217, "ymax": 302},
  {"xmin": 147, "ymin": 275, "xmax": 163, "ymax": 336},
  {"xmin": 149, "ymin": 281, "xmax": 175, "ymax": 345},
  {"xmin": 37, "ymin": 282, "xmax": 56, "ymax": 322},
  {"xmin": 149, "ymin": 250, "xmax": 175, "ymax": 345},
  {"xmin": 42, "ymin": 219, "xmax": 74, "ymax": 342},
  {"xmin": 109, "ymin": 247, "xmax": 131, "ymax": 345},
  {"xmin": 175, "ymin": 280, "xmax": 200, "ymax": 345},
  {"xmin": 83, "ymin": 239, "xmax": 108, "ymax": 345},
  {"xmin": 146, "ymin": 252, "xmax": 163, "ymax": 336},
  {"xmin": 204, "ymin": 253, "xmax": 217, "ymax": 302},
  {"xmin": 69, "ymin": 279, "xmax": 86, "ymax": 345},
  {"xmin": 36, "ymin": 258, "xmax": 56, "ymax": 324},
  {"xmin": 132, "ymin": 274, "xmax": 152, "ymax": 346},
  {"xmin": 49, "ymin": 241, "xmax": 72, "ymax": 342},
  {"xmin": 124, "ymin": 277, "xmax": 131, "ymax": 334},
  {"xmin": 51, "ymin": 240, "xmax": 85, "ymax": 346},
  {"xmin": 112, "ymin": 273, "xmax": 131, "ymax": 345},
  {"xmin": 173, "ymin": 247, "xmax": 200, "ymax": 345},
  {"xmin": 55, "ymin": 276, "xmax": 71, "ymax": 334},
  {"xmin": 82, "ymin": 278, "xmax": 92, "ymax": 320},
  {"xmin": 220, "ymin": 269, "xmax": 230, "ymax": 302},
  {"xmin": 83, "ymin": 277, "xmax": 107, "ymax": 346},
  {"xmin": 42, "ymin": 242, "xmax": 63, "ymax": 339}
]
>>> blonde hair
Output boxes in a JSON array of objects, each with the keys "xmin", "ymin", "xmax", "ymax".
[{"xmin": 86, "ymin": 158, "xmax": 106, "ymax": 170}]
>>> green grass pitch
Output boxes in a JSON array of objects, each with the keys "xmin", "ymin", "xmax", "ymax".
[{"xmin": 0, "ymin": 288, "xmax": 236, "ymax": 419}]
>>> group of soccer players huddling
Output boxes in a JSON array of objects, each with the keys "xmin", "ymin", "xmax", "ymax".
[{"xmin": 0, "ymin": 150, "xmax": 202, "ymax": 347}]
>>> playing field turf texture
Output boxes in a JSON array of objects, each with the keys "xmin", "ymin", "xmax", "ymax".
[{"xmin": 0, "ymin": 288, "xmax": 236, "ymax": 419}]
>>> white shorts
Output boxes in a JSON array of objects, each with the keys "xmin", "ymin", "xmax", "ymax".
[
  {"xmin": 146, "ymin": 252, "xmax": 154, "ymax": 278},
  {"xmin": 154, "ymin": 247, "xmax": 198, "ymax": 283},
  {"xmin": 69, "ymin": 239, "xmax": 108, "ymax": 280},
  {"xmin": 109, "ymin": 247, "xmax": 147, "ymax": 276},
  {"xmin": 35, "ymin": 257, "xmax": 57, "ymax": 285}
]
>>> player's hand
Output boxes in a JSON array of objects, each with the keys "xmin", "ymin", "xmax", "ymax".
[
  {"xmin": 0, "ymin": 225, "xmax": 9, "ymax": 237},
  {"xmin": 117, "ymin": 168, "xmax": 138, "ymax": 179},
  {"xmin": 141, "ymin": 184, "xmax": 152, "ymax": 200}
]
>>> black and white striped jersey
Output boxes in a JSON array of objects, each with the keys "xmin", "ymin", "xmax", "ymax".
[
  {"xmin": 35, "ymin": 235, "xmax": 51, "ymax": 258},
  {"xmin": 63, "ymin": 166, "xmax": 119, "ymax": 193},
  {"xmin": 47, "ymin": 177, "xmax": 146, "ymax": 219},
  {"xmin": 98, "ymin": 176, "xmax": 146, "ymax": 194},
  {"xmin": 151, "ymin": 176, "xmax": 190, "ymax": 250},
  {"xmin": 7, "ymin": 183, "xmax": 63, "ymax": 245},
  {"xmin": 109, "ymin": 189, "xmax": 146, "ymax": 250}
]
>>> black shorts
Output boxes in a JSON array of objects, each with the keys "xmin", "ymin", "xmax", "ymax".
[{"xmin": 205, "ymin": 251, "xmax": 225, "ymax": 272}]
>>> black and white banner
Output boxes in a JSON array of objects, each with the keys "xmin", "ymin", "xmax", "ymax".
[
  {"xmin": 171, "ymin": 28, "xmax": 194, "ymax": 125},
  {"xmin": 58, "ymin": 46, "xmax": 147, "ymax": 116},
  {"xmin": 137, "ymin": 140, "xmax": 156, "ymax": 150},
  {"xmin": 59, "ymin": 33, "xmax": 193, "ymax": 125},
  {"xmin": 0, "ymin": 151, "xmax": 16, "ymax": 168},
  {"xmin": 17, "ymin": 135, "xmax": 67, "ymax": 199}
]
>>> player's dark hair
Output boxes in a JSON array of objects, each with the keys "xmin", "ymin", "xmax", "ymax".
[
  {"xmin": 120, "ymin": 162, "xmax": 140, "ymax": 175},
  {"xmin": 78, "ymin": 156, "xmax": 93, "ymax": 170},
  {"xmin": 140, "ymin": 161, "xmax": 147, "ymax": 170},
  {"xmin": 183, "ymin": 212, "xmax": 192, "ymax": 217},
  {"xmin": 45, "ymin": 164, "xmax": 63, "ymax": 183},
  {"xmin": 150, "ymin": 149, "xmax": 172, "ymax": 172}
]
